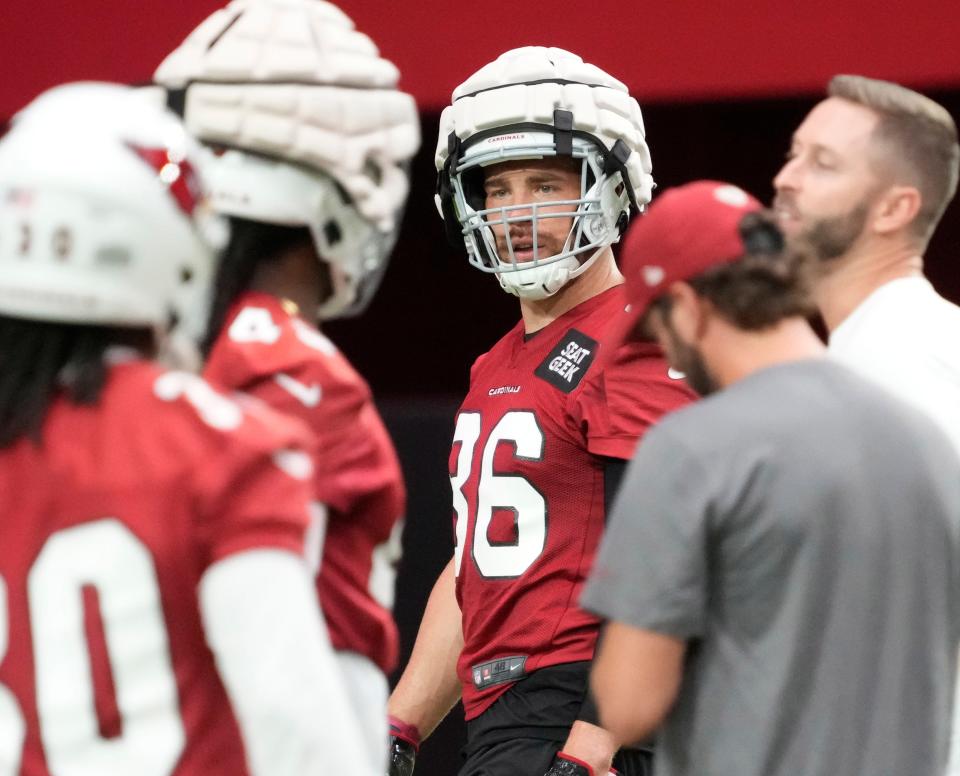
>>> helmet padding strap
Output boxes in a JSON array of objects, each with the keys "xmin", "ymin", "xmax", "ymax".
[
  {"xmin": 553, "ymin": 109, "xmax": 574, "ymax": 156},
  {"xmin": 602, "ymin": 139, "xmax": 639, "ymax": 216}
]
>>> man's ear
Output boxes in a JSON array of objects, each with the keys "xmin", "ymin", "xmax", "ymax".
[
  {"xmin": 871, "ymin": 184, "xmax": 922, "ymax": 236},
  {"xmin": 667, "ymin": 281, "xmax": 709, "ymax": 341}
]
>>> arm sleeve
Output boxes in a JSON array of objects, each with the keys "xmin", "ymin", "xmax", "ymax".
[
  {"xmin": 582, "ymin": 425, "xmax": 712, "ymax": 639},
  {"xmin": 571, "ymin": 341, "xmax": 696, "ymax": 460},
  {"xmin": 199, "ymin": 549, "xmax": 375, "ymax": 776}
]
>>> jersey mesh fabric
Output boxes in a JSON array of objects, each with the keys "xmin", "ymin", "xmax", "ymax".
[
  {"xmin": 0, "ymin": 359, "xmax": 315, "ymax": 776},
  {"xmin": 452, "ymin": 286, "xmax": 693, "ymax": 718},
  {"xmin": 204, "ymin": 291, "xmax": 405, "ymax": 673}
]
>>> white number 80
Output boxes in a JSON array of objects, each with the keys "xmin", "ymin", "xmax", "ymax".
[{"xmin": 0, "ymin": 520, "xmax": 184, "ymax": 775}]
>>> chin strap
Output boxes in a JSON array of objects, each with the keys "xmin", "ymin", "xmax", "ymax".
[{"xmin": 497, "ymin": 244, "xmax": 609, "ymax": 300}]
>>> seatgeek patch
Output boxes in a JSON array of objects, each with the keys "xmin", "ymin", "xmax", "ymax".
[{"xmin": 534, "ymin": 328, "xmax": 598, "ymax": 393}]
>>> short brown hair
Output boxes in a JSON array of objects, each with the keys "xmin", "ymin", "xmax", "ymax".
[
  {"xmin": 829, "ymin": 74, "xmax": 959, "ymax": 242},
  {"xmin": 644, "ymin": 213, "xmax": 816, "ymax": 332}
]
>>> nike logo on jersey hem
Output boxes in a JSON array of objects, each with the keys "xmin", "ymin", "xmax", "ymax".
[
  {"xmin": 274, "ymin": 373, "xmax": 322, "ymax": 407},
  {"xmin": 471, "ymin": 655, "xmax": 529, "ymax": 689}
]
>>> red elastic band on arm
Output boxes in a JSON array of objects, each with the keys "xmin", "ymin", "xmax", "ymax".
[
  {"xmin": 388, "ymin": 715, "xmax": 421, "ymax": 751},
  {"xmin": 557, "ymin": 751, "xmax": 596, "ymax": 776}
]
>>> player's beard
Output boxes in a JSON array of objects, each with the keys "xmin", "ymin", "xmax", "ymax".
[
  {"xmin": 804, "ymin": 202, "xmax": 871, "ymax": 262},
  {"xmin": 661, "ymin": 320, "xmax": 719, "ymax": 397},
  {"xmin": 675, "ymin": 342, "xmax": 718, "ymax": 397},
  {"xmin": 495, "ymin": 223, "xmax": 569, "ymax": 265},
  {"xmin": 775, "ymin": 194, "xmax": 871, "ymax": 263}
]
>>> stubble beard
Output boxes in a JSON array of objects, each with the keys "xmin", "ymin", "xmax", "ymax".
[
  {"xmin": 663, "ymin": 322, "xmax": 719, "ymax": 397},
  {"xmin": 679, "ymin": 346, "xmax": 719, "ymax": 397},
  {"xmin": 801, "ymin": 201, "xmax": 871, "ymax": 263}
]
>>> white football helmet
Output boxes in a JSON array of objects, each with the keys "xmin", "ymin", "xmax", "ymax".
[
  {"xmin": 435, "ymin": 47, "xmax": 655, "ymax": 300},
  {"xmin": 155, "ymin": 0, "xmax": 420, "ymax": 319},
  {"xmin": 0, "ymin": 82, "xmax": 224, "ymax": 345}
]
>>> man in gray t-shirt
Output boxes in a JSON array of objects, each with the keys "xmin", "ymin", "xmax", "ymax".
[{"xmin": 581, "ymin": 180, "xmax": 960, "ymax": 776}]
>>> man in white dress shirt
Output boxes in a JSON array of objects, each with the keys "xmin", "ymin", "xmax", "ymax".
[{"xmin": 774, "ymin": 73, "xmax": 960, "ymax": 773}]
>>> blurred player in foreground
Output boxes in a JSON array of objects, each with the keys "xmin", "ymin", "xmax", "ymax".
[
  {"xmin": 387, "ymin": 47, "xmax": 692, "ymax": 776},
  {"xmin": 0, "ymin": 82, "xmax": 371, "ymax": 776},
  {"xmin": 773, "ymin": 75, "xmax": 960, "ymax": 772},
  {"xmin": 583, "ymin": 180, "xmax": 960, "ymax": 776},
  {"xmin": 155, "ymin": 1, "xmax": 420, "ymax": 769}
]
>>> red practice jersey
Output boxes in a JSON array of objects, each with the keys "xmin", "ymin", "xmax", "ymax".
[
  {"xmin": 204, "ymin": 291, "xmax": 406, "ymax": 674},
  {"xmin": 0, "ymin": 357, "xmax": 317, "ymax": 776},
  {"xmin": 451, "ymin": 286, "xmax": 693, "ymax": 718}
]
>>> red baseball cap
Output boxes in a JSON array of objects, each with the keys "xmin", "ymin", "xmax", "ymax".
[{"xmin": 615, "ymin": 180, "xmax": 763, "ymax": 341}]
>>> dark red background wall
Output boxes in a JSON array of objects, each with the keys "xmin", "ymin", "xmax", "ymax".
[{"xmin": 3, "ymin": 0, "xmax": 960, "ymax": 115}]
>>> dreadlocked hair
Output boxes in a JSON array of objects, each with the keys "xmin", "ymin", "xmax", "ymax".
[
  {"xmin": 201, "ymin": 217, "xmax": 313, "ymax": 357},
  {"xmin": 0, "ymin": 316, "xmax": 150, "ymax": 448}
]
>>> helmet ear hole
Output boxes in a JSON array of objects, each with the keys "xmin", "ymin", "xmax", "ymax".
[
  {"xmin": 164, "ymin": 87, "xmax": 187, "ymax": 119},
  {"xmin": 437, "ymin": 171, "xmax": 466, "ymax": 251},
  {"xmin": 363, "ymin": 158, "xmax": 383, "ymax": 186},
  {"xmin": 316, "ymin": 259, "xmax": 334, "ymax": 307},
  {"xmin": 323, "ymin": 220, "xmax": 343, "ymax": 246},
  {"xmin": 461, "ymin": 167, "xmax": 486, "ymax": 213},
  {"xmin": 615, "ymin": 211, "xmax": 629, "ymax": 236}
]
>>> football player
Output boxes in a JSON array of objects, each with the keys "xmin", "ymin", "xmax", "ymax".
[
  {"xmin": 0, "ymin": 82, "xmax": 371, "ymax": 776},
  {"xmin": 387, "ymin": 47, "xmax": 693, "ymax": 776},
  {"xmin": 154, "ymin": 1, "xmax": 420, "ymax": 768}
]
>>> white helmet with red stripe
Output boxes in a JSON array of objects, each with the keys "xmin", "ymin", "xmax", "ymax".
[
  {"xmin": 0, "ymin": 82, "xmax": 224, "ymax": 344},
  {"xmin": 155, "ymin": 0, "xmax": 420, "ymax": 319}
]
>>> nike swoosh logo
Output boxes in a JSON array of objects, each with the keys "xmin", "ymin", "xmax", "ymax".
[
  {"xmin": 274, "ymin": 373, "xmax": 322, "ymax": 407},
  {"xmin": 668, "ymin": 368, "xmax": 686, "ymax": 380}
]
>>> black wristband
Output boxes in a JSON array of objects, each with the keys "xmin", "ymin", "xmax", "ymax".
[{"xmin": 388, "ymin": 735, "xmax": 417, "ymax": 776}]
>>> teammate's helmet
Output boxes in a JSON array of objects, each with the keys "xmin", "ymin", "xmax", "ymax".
[
  {"xmin": 0, "ymin": 82, "xmax": 223, "ymax": 342},
  {"xmin": 435, "ymin": 47, "xmax": 654, "ymax": 300},
  {"xmin": 155, "ymin": 0, "xmax": 421, "ymax": 320}
]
